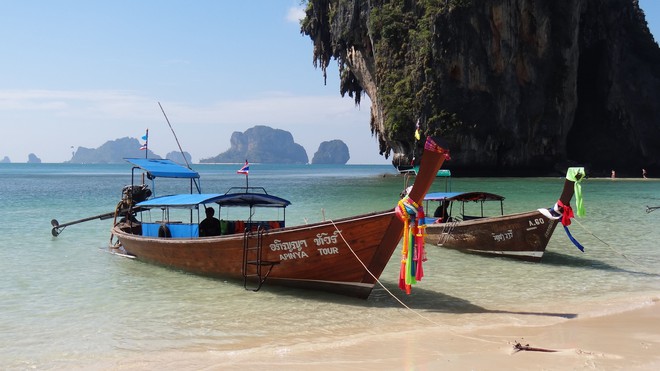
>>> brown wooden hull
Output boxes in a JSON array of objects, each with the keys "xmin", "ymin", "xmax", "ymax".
[
  {"xmin": 424, "ymin": 209, "xmax": 560, "ymax": 262},
  {"xmin": 110, "ymin": 136, "xmax": 450, "ymax": 298},
  {"xmin": 113, "ymin": 210, "xmax": 404, "ymax": 298}
]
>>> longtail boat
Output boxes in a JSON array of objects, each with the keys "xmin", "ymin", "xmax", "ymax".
[
  {"xmin": 107, "ymin": 136, "xmax": 449, "ymax": 298},
  {"xmin": 422, "ymin": 168, "xmax": 585, "ymax": 262}
]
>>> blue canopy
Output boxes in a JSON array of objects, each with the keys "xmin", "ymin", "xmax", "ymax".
[
  {"xmin": 125, "ymin": 158, "xmax": 199, "ymax": 179},
  {"xmin": 136, "ymin": 192, "xmax": 291, "ymax": 209},
  {"xmin": 136, "ymin": 194, "xmax": 223, "ymax": 208}
]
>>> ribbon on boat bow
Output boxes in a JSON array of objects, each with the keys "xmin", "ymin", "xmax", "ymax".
[
  {"xmin": 553, "ymin": 167, "xmax": 586, "ymax": 252},
  {"xmin": 395, "ymin": 196, "xmax": 427, "ymax": 294},
  {"xmin": 555, "ymin": 200, "xmax": 585, "ymax": 252},
  {"xmin": 566, "ymin": 167, "xmax": 585, "ymax": 218}
]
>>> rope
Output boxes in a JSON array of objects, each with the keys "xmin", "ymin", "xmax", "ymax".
[
  {"xmin": 328, "ymin": 219, "xmax": 439, "ymax": 324},
  {"xmin": 572, "ymin": 218, "xmax": 646, "ymax": 269},
  {"xmin": 328, "ymin": 218, "xmax": 502, "ymax": 345}
]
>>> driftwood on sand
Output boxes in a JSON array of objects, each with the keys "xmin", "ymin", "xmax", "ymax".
[{"xmin": 513, "ymin": 341, "xmax": 558, "ymax": 353}]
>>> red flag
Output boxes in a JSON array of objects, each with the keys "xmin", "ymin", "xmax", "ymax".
[{"xmin": 237, "ymin": 161, "xmax": 249, "ymax": 175}]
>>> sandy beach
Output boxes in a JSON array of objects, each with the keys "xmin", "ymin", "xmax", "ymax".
[
  {"xmin": 4, "ymin": 167, "xmax": 658, "ymax": 371},
  {"xmin": 103, "ymin": 297, "xmax": 659, "ymax": 370}
]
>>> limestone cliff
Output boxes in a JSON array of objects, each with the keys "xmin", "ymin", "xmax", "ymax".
[
  {"xmin": 301, "ymin": 0, "xmax": 660, "ymax": 176},
  {"xmin": 200, "ymin": 125, "xmax": 309, "ymax": 164},
  {"xmin": 27, "ymin": 153, "xmax": 41, "ymax": 164},
  {"xmin": 68, "ymin": 137, "xmax": 160, "ymax": 163},
  {"xmin": 312, "ymin": 139, "xmax": 350, "ymax": 164},
  {"xmin": 166, "ymin": 151, "xmax": 193, "ymax": 165}
]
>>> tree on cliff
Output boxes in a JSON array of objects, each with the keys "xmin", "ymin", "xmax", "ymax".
[{"xmin": 301, "ymin": 0, "xmax": 660, "ymax": 175}]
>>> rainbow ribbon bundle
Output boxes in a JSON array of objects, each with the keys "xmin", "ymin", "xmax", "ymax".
[{"xmin": 395, "ymin": 196, "xmax": 427, "ymax": 294}]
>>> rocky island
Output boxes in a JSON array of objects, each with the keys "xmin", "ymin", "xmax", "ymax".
[
  {"xmin": 312, "ymin": 139, "xmax": 350, "ymax": 164},
  {"xmin": 301, "ymin": 0, "xmax": 660, "ymax": 176},
  {"xmin": 200, "ymin": 125, "xmax": 309, "ymax": 164},
  {"xmin": 67, "ymin": 137, "xmax": 160, "ymax": 163}
]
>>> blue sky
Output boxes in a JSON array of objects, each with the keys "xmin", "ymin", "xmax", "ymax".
[{"xmin": 1, "ymin": 1, "xmax": 658, "ymax": 163}]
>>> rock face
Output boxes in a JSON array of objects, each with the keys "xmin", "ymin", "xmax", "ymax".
[
  {"xmin": 302, "ymin": 0, "xmax": 660, "ymax": 175},
  {"xmin": 312, "ymin": 140, "xmax": 350, "ymax": 164},
  {"xmin": 68, "ymin": 137, "xmax": 160, "ymax": 163},
  {"xmin": 201, "ymin": 125, "xmax": 309, "ymax": 164},
  {"xmin": 27, "ymin": 153, "xmax": 41, "ymax": 163},
  {"xmin": 166, "ymin": 151, "xmax": 192, "ymax": 165}
]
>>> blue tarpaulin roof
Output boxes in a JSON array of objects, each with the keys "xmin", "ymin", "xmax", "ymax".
[
  {"xmin": 136, "ymin": 194, "xmax": 224, "ymax": 208},
  {"xmin": 136, "ymin": 192, "xmax": 291, "ymax": 209},
  {"xmin": 125, "ymin": 158, "xmax": 199, "ymax": 179}
]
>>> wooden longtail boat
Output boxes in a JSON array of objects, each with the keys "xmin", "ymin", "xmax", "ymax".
[
  {"xmin": 109, "ymin": 136, "xmax": 449, "ymax": 298},
  {"xmin": 422, "ymin": 168, "xmax": 585, "ymax": 262}
]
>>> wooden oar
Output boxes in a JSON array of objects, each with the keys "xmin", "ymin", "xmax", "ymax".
[{"xmin": 51, "ymin": 211, "xmax": 118, "ymax": 237}]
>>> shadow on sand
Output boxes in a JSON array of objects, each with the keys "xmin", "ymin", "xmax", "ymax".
[
  {"xmin": 260, "ymin": 281, "xmax": 578, "ymax": 320},
  {"xmin": 541, "ymin": 250, "xmax": 659, "ymax": 277}
]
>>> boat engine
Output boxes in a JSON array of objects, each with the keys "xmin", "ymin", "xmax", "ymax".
[{"xmin": 122, "ymin": 184, "xmax": 152, "ymax": 205}]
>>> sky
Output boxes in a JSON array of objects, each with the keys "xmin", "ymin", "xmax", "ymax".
[{"xmin": 1, "ymin": 1, "xmax": 659, "ymax": 164}]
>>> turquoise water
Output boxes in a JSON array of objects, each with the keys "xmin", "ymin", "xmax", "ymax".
[{"xmin": 1, "ymin": 163, "xmax": 658, "ymax": 369}]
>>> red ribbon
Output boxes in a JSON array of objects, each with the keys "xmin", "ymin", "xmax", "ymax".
[{"xmin": 557, "ymin": 200, "xmax": 574, "ymax": 226}]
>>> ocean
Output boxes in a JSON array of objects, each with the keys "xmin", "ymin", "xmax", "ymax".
[{"xmin": 0, "ymin": 163, "xmax": 658, "ymax": 369}]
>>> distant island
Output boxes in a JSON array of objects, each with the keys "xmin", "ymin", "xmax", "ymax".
[
  {"xmin": 312, "ymin": 140, "xmax": 350, "ymax": 164},
  {"xmin": 54, "ymin": 126, "xmax": 348, "ymax": 164},
  {"xmin": 200, "ymin": 125, "xmax": 309, "ymax": 164},
  {"xmin": 166, "ymin": 151, "xmax": 192, "ymax": 165},
  {"xmin": 200, "ymin": 125, "xmax": 350, "ymax": 165},
  {"xmin": 27, "ymin": 153, "xmax": 42, "ymax": 163},
  {"xmin": 67, "ymin": 137, "xmax": 160, "ymax": 163},
  {"xmin": 0, "ymin": 154, "xmax": 43, "ymax": 163}
]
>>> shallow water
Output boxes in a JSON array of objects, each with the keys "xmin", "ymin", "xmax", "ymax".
[{"xmin": 0, "ymin": 163, "xmax": 658, "ymax": 369}]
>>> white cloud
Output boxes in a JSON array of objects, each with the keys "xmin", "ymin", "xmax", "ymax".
[
  {"xmin": 286, "ymin": 6, "xmax": 306, "ymax": 23},
  {"xmin": 0, "ymin": 88, "xmax": 387, "ymax": 164}
]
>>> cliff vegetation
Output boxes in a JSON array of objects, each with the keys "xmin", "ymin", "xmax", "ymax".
[{"xmin": 301, "ymin": 0, "xmax": 660, "ymax": 176}]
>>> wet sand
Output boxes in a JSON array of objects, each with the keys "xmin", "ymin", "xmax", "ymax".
[{"xmin": 105, "ymin": 298, "xmax": 659, "ymax": 370}]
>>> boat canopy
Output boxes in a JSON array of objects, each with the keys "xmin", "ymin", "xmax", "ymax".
[
  {"xmin": 424, "ymin": 191, "xmax": 505, "ymax": 202},
  {"xmin": 136, "ymin": 192, "xmax": 291, "ymax": 209},
  {"xmin": 212, "ymin": 192, "xmax": 291, "ymax": 208},
  {"xmin": 125, "ymin": 158, "xmax": 200, "ymax": 179},
  {"xmin": 136, "ymin": 193, "xmax": 224, "ymax": 208}
]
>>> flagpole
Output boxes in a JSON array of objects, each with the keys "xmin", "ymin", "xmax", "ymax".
[
  {"xmin": 237, "ymin": 160, "xmax": 249, "ymax": 189},
  {"xmin": 144, "ymin": 129, "xmax": 149, "ymax": 159}
]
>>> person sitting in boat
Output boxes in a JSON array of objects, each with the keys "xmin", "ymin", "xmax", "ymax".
[
  {"xmin": 434, "ymin": 201, "xmax": 449, "ymax": 223},
  {"xmin": 199, "ymin": 207, "xmax": 222, "ymax": 237}
]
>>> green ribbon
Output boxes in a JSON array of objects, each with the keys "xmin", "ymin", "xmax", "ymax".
[
  {"xmin": 566, "ymin": 167, "xmax": 585, "ymax": 217},
  {"xmin": 406, "ymin": 230, "xmax": 416, "ymax": 285}
]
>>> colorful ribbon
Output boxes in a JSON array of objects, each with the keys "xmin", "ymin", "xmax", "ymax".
[
  {"xmin": 556, "ymin": 167, "xmax": 587, "ymax": 252},
  {"xmin": 395, "ymin": 196, "xmax": 427, "ymax": 294}
]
